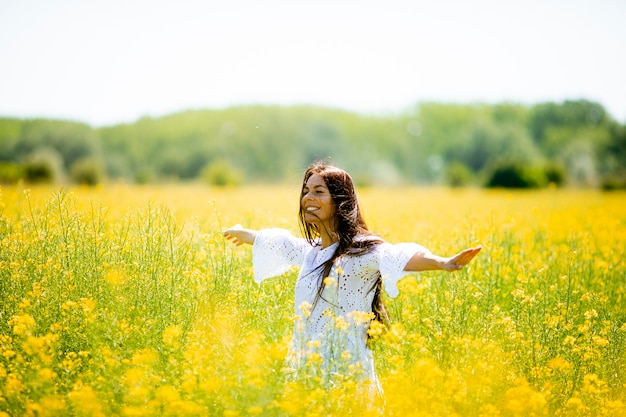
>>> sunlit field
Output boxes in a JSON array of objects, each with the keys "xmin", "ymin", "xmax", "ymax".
[{"xmin": 1, "ymin": 183, "xmax": 625, "ymax": 416}]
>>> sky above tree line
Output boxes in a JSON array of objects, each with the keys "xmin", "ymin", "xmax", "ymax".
[{"xmin": 1, "ymin": 0, "xmax": 625, "ymax": 127}]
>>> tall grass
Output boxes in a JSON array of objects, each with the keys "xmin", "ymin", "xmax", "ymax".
[{"xmin": 0, "ymin": 184, "xmax": 625, "ymax": 416}]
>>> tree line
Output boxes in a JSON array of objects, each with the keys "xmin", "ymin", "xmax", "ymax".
[{"xmin": 1, "ymin": 100, "xmax": 625, "ymax": 188}]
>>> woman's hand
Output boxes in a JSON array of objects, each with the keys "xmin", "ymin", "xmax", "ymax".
[
  {"xmin": 405, "ymin": 245, "xmax": 482, "ymax": 272},
  {"xmin": 440, "ymin": 245, "xmax": 482, "ymax": 271},
  {"xmin": 223, "ymin": 224, "xmax": 257, "ymax": 246}
]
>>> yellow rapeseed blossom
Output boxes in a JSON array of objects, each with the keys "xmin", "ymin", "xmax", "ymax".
[
  {"xmin": 37, "ymin": 367, "xmax": 57, "ymax": 383},
  {"xmin": 162, "ymin": 325, "xmax": 183, "ymax": 347},
  {"xmin": 104, "ymin": 268, "xmax": 126, "ymax": 285},
  {"xmin": 592, "ymin": 335, "xmax": 609, "ymax": 347},
  {"xmin": 246, "ymin": 406, "xmax": 263, "ymax": 415},
  {"xmin": 2, "ymin": 183, "xmax": 625, "ymax": 416},
  {"xmin": 68, "ymin": 383, "xmax": 106, "ymax": 417},
  {"xmin": 131, "ymin": 348, "xmax": 158, "ymax": 366},
  {"xmin": 9, "ymin": 313, "xmax": 36, "ymax": 336},
  {"xmin": 504, "ymin": 378, "xmax": 547, "ymax": 416},
  {"xmin": 154, "ymin": 385, "xmax": 180, "ymax": 404},
  {"xmin": 298, "ymin": 301, "xmax": 313, "ymax": 318},
  {"xmin": 306, "ymin": 340, "xmax": 321, "ymax": 350},
  {"xmin": 80, "ymin": 297, "xmax": 97, "ymax": 314},
  {"xmin": 334, "ymin": 315, "xmax": 350, "ymax": 330},
  {"xmin": 34, "ymin": 395, "xmax": 66, "ymax": 416},
  {"xmin": 547, "ymin": 356, "xmax": 572, "ymax": 372},
  {"xmin": 367, "ymin": 320, "xmax": 385, "ymax": 338},
  {"xmin": 564, "ymin": 396, "xmax": 587, "ymax": 413},
  {"xmin": 581, "ymin": 373, "xmax": 609, "ymax": 395},
  {"xmin": 306, "ymin": 352, "xmax": 323, "ymax": 366},
  {"xmin": 347, "ymin": 310, "xmax": 375, "ymax": 325},
  {"xmin": 584, "ymin": 309, "xmax": 599, "ymax": 320},
  {"xmin": 323, "ymin": 276, "xmax": 335, "ymax": 286},
  {"xmin": 5, "ymin": 373, "xmax": 24, "ymax": 397}
]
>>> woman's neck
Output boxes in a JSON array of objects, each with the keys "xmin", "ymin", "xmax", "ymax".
[{"xmin": 320, "ymin": 229, "xmax": 338, "ymax": 249}]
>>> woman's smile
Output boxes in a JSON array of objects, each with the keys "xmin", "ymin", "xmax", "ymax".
[{"xmin": 301, "ymin": 174, "xmax": 335, "ymax": 228}]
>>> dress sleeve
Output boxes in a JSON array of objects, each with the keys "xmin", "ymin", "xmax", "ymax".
[
  {"xmin": 378, "ymin": 242, "xmax": 432, "ymax": 298},
  {"xmin": 252, "ymin": 228, "xmax": 309, "ymax": 284}
]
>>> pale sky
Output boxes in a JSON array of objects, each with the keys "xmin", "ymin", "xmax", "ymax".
[{"xmin": 1, "ymin": 0, "xmax": 625, "ymax": 127}]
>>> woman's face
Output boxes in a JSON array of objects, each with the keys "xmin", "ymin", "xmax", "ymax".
[{"xmin": 301, "ymin": 174, "xmax": 335, "ymax": 230}]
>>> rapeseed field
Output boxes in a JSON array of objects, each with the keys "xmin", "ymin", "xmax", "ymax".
[{"xmin": 1, "ymin": 184, "xmax": 625, "ymax": 416}]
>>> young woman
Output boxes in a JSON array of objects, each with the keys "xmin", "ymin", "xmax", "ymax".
[{"xmin": 223, "ymin": 163, "xmax": 481, "ymax": 392}]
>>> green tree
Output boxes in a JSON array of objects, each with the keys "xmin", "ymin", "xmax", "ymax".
[
  {"xmin": 23, "ymin": 147, "xmax": 65, "ymax": 184},
  {"xmin": 200, "ymin": 159, "xmax": 243, "ymax": 187},
  {"xmin": 70, "ymin": 157, "xmax": 106, "ymax": 185},
  {"xmin": 15, "ymin": 119, "xmax": 98, "ymax": 170}
]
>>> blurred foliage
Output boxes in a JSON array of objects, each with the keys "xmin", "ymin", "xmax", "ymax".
[
  {"xmin": 0, "ymin": 99, "xmax": 624, "ymax": 188},
  {"xmin": 486, "ymin": 160, "xmax": 547, "ymax": 189},
  {"xmin": 69, "ymin": 156, "xmax": 106, "ymax": 186},
  {"xmin": 23, "ymin": 147, "xmax": 65, "ymax": 184},
  {"xmin": 0, "ymin": 162, "xmax": 24, "ymax": 184},
  {"xmin": 445, "ymin": 162, "xmax": 473, "ymax": 188},
  {"xmin": 200, "ymin": 159, "xmax": 243, "ymax": 187}
]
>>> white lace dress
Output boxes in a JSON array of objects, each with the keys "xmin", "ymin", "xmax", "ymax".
[{"xmin": 252, "ymin": 228, "xmax": 431, "ymax": 385}]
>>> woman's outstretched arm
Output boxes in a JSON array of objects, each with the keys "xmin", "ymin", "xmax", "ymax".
[
  {"xmin": 223, "ymin": 224, "xmax": 258, "ymax": 246},
  {"xmin": 404, "ymin": 245, "xmax": 482, "ymax": 272}
]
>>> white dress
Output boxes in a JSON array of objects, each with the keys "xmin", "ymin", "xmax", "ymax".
[{"xmin": 252, "ymin": 228, "xmax": 431, "ymax": 385}]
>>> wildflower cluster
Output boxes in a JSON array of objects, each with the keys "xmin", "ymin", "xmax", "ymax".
[{"xmin": 0, "ymin": 184, "xmax": 624, "ymax": 416}]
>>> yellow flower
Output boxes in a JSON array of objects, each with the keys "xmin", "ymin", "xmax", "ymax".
[
  {"xmin": 5, "ymin": 373, "xmax": 24, "ymax": 396},
  {"xmin": 386, "ymin": 322, "xmax": 407, "ymax": 342},
  {"xmin": 121, "ymin": 406, "xmax": 146, "ymax": 417},
  {"xmin": 246, "ymin": 406, "xmax": 263, "ymax": 415},
  {"xmin": 9, "ymin": 313, "xmax": 36, "ymax": 336},
  {"xmin": 60, "ymin": 352, "xmax": 82, "ymax": 374},
  {"xmin": 563, "ymin": 335, "xmax": 576, "ymax": 345},
  {"xmin": 132, "ymin": 348, "xmax": 158, "ymax": 366},
  {"xmin": 155, "ymin": 385, "xmax": 180, "ymax": 403},
  {"xmin": 18, "ymin": 298, "xmax": 31, "ymax": 310},
  {"xmin": 334, "ymin": 316, "xmax": 350, "ymax": 330},
  {"xmin": 38, "ymin": 395, "xmax": 66, "ymax": 414},
  {"xmin": 478, "ymin": 403, "xmax": 501, "ymax": 417},
  {"xmin": 22, "ymin": 335, "xmax": 46, "ymax": 356},
  {"xmin": 104, "ymin": 268, "xmax": 126, "ymax": 285},
  {"xmin": 306, "ymin": 340, "xmax": 321, "ymax": 349},
  {"xmin": 592, "ymin": 335, "xmax": 609, "ymax": 347},
  {"xmin": 348, "ymin": 310, "xmax": 374, "ymax": 325},
  {"xmin": 162, "ymin": 325, "xmax": 183, "ymax": 347},
  {"xmin": 80, "ymin": 298, "xmax": 96, "ymax": 314},
  {"xmin": 421, "ymin": 317, "xmax": 434, "ymax": 329},
  {"xmin": 306, "ymin": 352, "xmax": 323, "ymax": 366},
  {"xmin": 298, "ymin": 301, "xmax": 313, "ymax": 318},
  {"xmin": 581, "ymin": 373, "xmax": 608, "ymax": 395},
  {"xmin": 565, "ymin": 396, "xmax": 586, "ymax": 412},
  {"xmin": 123, "ymin": 368, "xmax": 146, "ymax": 388},
  {"xmin": 38, "ymin": 368, "xmax": 58, "ymax": 383},
  {"xmin": 367, "ymin": 320, "xmax": 386, "ymax": 338},
  {"xmin": 504, "ymin": 378, "xmax": 547, "ymax": 415},
  {"xmin": 584, "ymin": 309, "xmax": 598, "ymax": 320},
  {"xmin": 61, "ymin": 300, "xmax": 76, "ymax": 311},
  {"xmin": 547, "ymin": 356, "xmax": 572, "ymax": 372}
]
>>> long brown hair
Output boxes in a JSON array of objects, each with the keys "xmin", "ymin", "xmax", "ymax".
[{"xmin": 298, "ymin": 162, "xmax": 389, "ymax": 325}]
